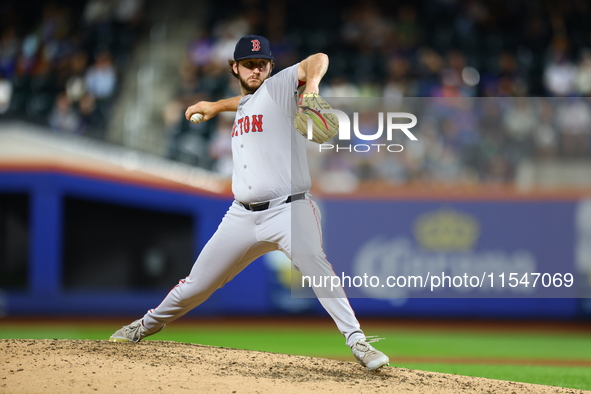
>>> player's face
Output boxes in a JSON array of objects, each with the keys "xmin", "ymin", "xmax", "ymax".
[{"xmin": 235, "ymin": 59, "xmax": 272, "ymax": 94}]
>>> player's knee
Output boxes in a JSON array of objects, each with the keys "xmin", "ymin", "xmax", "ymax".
[
  {"xmin": 177, "ymin": 280, "xmax": 216, "ymax": 302},
  {"xmin": 291, "ymin": 249, "xmax": 326, "ymax": 268}
]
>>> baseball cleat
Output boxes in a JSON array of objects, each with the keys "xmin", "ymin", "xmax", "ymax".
[
  {"xmin": 351, "ymin": 337, "xmax": 390, "ymax": 371},
  {"xmin": 109, "ymin": 319, "xmax": 164, "ymax": 342}
]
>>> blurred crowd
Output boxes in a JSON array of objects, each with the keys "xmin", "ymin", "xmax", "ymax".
[
  {"xmin": 0, "ymin": 0, "xmax": 144, "ymax": 138},
  {"xmin": 164, "ymin": 0, "xmax": 591, "ymax": 188},
  {"xmin": 1, "ymin": 0, "xmax": 590, "ymax": 188}
]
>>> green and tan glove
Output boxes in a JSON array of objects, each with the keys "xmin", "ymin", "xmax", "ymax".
[{"xmin": 294, "ymin": 93, "xmax": 339, "ymax": 144}]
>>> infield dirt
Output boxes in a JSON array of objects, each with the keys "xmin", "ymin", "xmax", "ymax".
[{"xmin": 1, "ymin": 339, "xmax": 588, "ymax": 393}]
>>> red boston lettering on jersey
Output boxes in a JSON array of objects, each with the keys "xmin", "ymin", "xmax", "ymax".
[
  {"xmin": 237, "ymin": 118, "xmax": 244, "ymax": 135},
  {"xmin": 243, "ymin": 116, "xmax": 250, "ymax": 133},
  {"xmin": 251, "ymin": 115, "xmax": 263, "ymax": 131},
  {"xmin": 251, "ymin": 39, "xmax": 261, "ymax": 51},
  {"xmin": 232, "ymin": 115, "xmax": 264, "ymax": 137}
]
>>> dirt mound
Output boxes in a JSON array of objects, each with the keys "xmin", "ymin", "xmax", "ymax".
[{"xmin": 0, "ymin": 339, "xmax": 586, "ymax": 393}]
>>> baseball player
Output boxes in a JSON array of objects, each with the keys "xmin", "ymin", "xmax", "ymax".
[{"xmin": 109, "ymin": 35, "xmax": 389, "ymax": 371}]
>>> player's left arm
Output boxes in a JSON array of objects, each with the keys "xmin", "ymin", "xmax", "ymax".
[
  {"xmin": 297, "ymin": 53, "xmax": 329, "ymax": 94},
  {"xmin": 294, "ymin": 53, "xmax": 339, "ymax": 144}
]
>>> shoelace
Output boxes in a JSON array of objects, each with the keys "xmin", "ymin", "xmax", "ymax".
[
  {"xmin": 363, "ymin": 336, "xmax": 385, "ymax": 344},
  {"xmin": 355, "ymin": 336, "xmax": 385, "ymax": 356},
  {"xmin": 124, "ymin": 321, "xmax": 143, "ymax": 341}
]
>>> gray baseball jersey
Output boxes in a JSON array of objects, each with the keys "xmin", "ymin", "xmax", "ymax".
[{"xmin": 231, "ymin": 64, "xmax": 310, "ymax": 203}]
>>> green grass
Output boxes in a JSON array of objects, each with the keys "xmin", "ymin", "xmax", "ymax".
[
  {"xmin": 396, "ymin": 363, "xmax": 591, "ymax": 391},
  {"xmin": 1, "ymin": 321, "xmax": 590, "ymax": 391},
  {"xmin": 380, "ymin": 330, "xmax": 591, "ymax": 361},
  {"xmin": 0, "ymin": 327, "xmax": 109, "ymax": 341}
]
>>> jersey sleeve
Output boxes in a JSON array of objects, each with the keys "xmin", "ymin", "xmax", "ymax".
[{"xmin": 265, "ymin": 63, "xmax": 301, "ymax": 116}]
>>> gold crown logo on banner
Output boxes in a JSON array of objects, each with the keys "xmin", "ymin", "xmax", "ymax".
[{"xmin": 413, "ymin": 208, "xmax": 480, "ymax": 251}]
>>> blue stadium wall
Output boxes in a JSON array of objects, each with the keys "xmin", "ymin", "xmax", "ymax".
[{"xmin": 0, "ymin": 169, "xmax": 589, "ymax": 319}]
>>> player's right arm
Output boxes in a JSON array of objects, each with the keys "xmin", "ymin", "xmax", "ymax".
[{"xmin": 185, "ymin": 96, "xmax": 241, "ymax": 122}]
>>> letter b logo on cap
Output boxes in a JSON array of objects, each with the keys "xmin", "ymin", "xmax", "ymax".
[{"xmin": 234, "ymin": 35, "xmax": 273, "ymax": 60}]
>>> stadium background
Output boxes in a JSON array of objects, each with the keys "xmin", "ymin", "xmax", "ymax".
[{"xmin": 1, "ymin": 0, "xmax": 590, "ymax": 390}]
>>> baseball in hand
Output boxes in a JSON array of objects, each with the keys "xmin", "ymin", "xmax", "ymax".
[{"xmin": 190, "ymin": 113, "xmax": 204, "ymax": 124}]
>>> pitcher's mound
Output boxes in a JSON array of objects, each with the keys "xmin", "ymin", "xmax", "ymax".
[{"xmin": 0, "ymin": 339, "xmax": 584, "ymax": 393}]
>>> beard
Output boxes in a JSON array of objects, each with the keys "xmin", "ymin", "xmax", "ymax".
[{"xmin": 238, "ymin": 73, "xmax": 269, "ymax": 94}]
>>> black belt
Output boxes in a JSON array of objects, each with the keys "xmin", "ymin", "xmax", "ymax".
[{"xmin": 240, "ymin": 192, "xmax": 306, "ymax": 211}]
